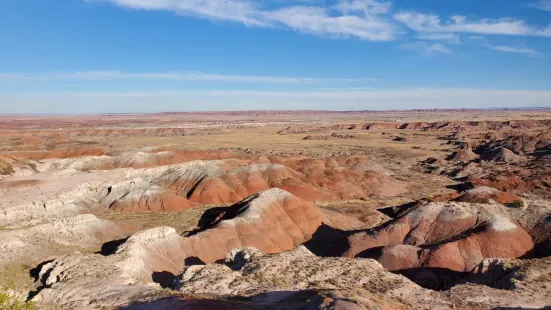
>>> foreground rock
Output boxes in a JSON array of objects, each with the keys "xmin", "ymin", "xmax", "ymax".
[
  {"xmin": 174, "ymin": 247, "xmax": 551, "ymax": 310},
  {"xmin": 176, "ymin": 246, "xmax": 448, "ymax": 309},
  {"xmin": 450, "ymin": 256, "xmax": 551, "ymax": 308},
  {"xmin": 0, "ymin": 214, "xmax": 122, "ymax": 265}
]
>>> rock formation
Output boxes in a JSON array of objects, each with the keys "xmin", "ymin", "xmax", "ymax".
[
  {"xmin": 345, "ymin": 202, "xmax": 534, "ymax": 271},
  {"xmin": 81, "ymin": 157, "xmax": 405, "ymax": 212},
  {"xmin": 175, "ymin": 246, "xmax": 446, "ymax": 309},
  {"xmin": 447, "ymin": 142, "xmax": 479, "ymax": 163},
  {"xmin": 29, "ymin": 190, "xmax": 319, "ymax": 307}
]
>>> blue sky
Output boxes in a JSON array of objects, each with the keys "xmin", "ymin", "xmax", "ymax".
[{"xmin": 1, "ymin": 0, "xmax": 551, "ymax": 113}]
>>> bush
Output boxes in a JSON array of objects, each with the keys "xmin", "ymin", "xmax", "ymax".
[
  {"xmin": 0, "ymin": 160, "xmax": 15, "ymax": 175},
  {"xmin": 0, "ymin": 285, "xmax": 35, "ymax": 310},
  {"xmin": 508, "ymin": 200, "xmax": 525, "ymax": 209}
]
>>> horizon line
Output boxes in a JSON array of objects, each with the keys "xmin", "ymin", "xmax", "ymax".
[{"xmin": 1, "ymin": 106, "xmax": 551, "ymax": 117}]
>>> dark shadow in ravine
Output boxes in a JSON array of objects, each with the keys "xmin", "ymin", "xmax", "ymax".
[
  {"xmin": 534, "ymin": 240, "xmax": 551, "ymax": 258},
  {"xmin": 27, "ymin": 259, "xmax": 56, "ymax": 301},
  {"xmin": 306, "ymin": 200, "xmax": 426, "ymax": 257},
  {"xmin": 377, "ymin": 200, "xmax": 419, "ymax": 219},
  {"xmin": 29, "ymin": 259, "xmax": 54, "ymax": 282},
  {"xmin": 151, "ymin": 271, "xmax": 176, "ymax": 289},
  {"xmin": 184, "ymin": 193, "xmax": 260, "ymax": 237},
  {"xmin": 304, "ymin": 224, "xmax": 352, "ymax": 257},
  {"xmin": 96, "ymin": 237, "xmax": 129, "ymax": 256},
  {"xmin": 392, "ymin": 261, "xmax": 522, "ymax": 292},
  {"xmin": 117, "ymin": 290, "xmax": 327, "ymax": 310},
  {"xmin": 184, "ymin": 256, "xmax": 205, "ymax": 266},
  {"xmin": 493, "ymin": 307, "xmax": 551, "ymax": 310}
]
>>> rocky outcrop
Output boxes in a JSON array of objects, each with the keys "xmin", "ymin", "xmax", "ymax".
[
  {"xmin": 31, "ymin": 190, "xmax": 327, "ymax": 305},
  {"xmin": 454, "ymin": 186, "xmax": 523, "ymax": 205},
  {"xmin": 434, "ymin": 129, "xmax": 551, "ymax": 196},
  {"xmin": 14, "ymin": 147, "xmax": 106, "ymax": 160},
  {"xmin": 86, "ymin": 157, "xmax": 405, "ymax": 212},
  {"xmin": 447, "ymin": 142, "xmax": 479, "ymax": 163},
  {"xmin": 303, "ymin": 133, "xmax": 356, "ymax": 140},
  {"xmin": 346, "ymin": 202, "xmax": 534, "ymax": 271},
  {"xmin": 181, "ymin": 188, "xmax": 324, "ymax": 263},
  {"xmin": 175, "ymin": 246, "xmax": 445, "ymax": 309},
  {"xmin": 38, "ymin": 150, "xmax": 242, "ymax": 171},
  {"xmin": 469, "ymin": 176, "xmax": 534, "ymax": 195},
  {"xmin": 478, "ymin": 131, "xmax": 551, "ymax": 155},
  {"xmin": 365, "ymin": 119, "xmax": 551, "ymax": 132},
  {"xmin": 529, "ymin": 213, "xmax": 551, "ymax": 257},
  {"xmin": 364, "ymin": 123, "xmax": 399, "ymax": 130},
  {"xmin": 480, "ymin": 147, "xmax": 526, "ymax": 163},
  {"xmin": 449, "ymin": 256, "xmax": 551, "ymax": 308},
  {"xmin": 0, "ymin": 214, "xmax": 122, "ymax": 265}
]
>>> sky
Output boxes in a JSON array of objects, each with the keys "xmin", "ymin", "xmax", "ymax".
[{"xmin": 1, "ymin": 0, "xmax": 551, "ymax": 113}]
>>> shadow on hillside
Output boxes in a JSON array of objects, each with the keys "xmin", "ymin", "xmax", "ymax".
[
  {"xmin": 96, "ymin": 237, "xmax": 129, "ymax": 256},
  {"xmin": 492, "ymin": 306, "xmax": 551, "ymax": 310},
  {"xmin": 390, "ymin": 261, "xmax": 522, "ymax": 291},
  {"xmin": 184, "ymin": 194, "xmax": 260, "ymax": 237},
  {"xmin": 117, "ymin": 290, "xmax": 324, "ymax": 310},
  {"xmin": 152, "ymin": 271, "xmax": 176, "ymax": 289}
]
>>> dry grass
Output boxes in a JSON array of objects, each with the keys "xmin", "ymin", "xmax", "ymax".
[
  {"xmin": 0, "ymin": 159, "xmax": 15, "ymax": 175},
  {"xmin": 0, "ymin": 264, "xmax": 35, "ymax": 292},
  {"xmin": 93, "ymin": 204, "xmax": 217, "ymax": 235},
  {"xmin": 2, "ymin": 109, "xmax": 549, "ymax": 156}
]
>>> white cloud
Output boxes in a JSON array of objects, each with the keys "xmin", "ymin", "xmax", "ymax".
[
  {"xmin": 400, "ymin": 42, "xmax": 452, "ymax": 56},
  {"xmin": 414, "ymin": 33, "xmax": 461, "ymax": 44},
  {"xmin": 0, "ymin": 71, "xmax": 377, "ymax": 83},
  {"xmin": 467, "ymin": 35, "xmax": 486, "ymax": 41},
  {"xmin": 2, "ymin": 88, "xmax": 550, "ymax": 113},
  {"xmin": 86, "ymin": 0, "xmax": 551, "ymax": 55},
  {"xmin": 486, "ymin": 45, "xmax": 541, "ymax": 56},
  {"xmin": 394, "ymin": 12, "xmax": 551, "ymax": 37},
  {"xmin": 91, "ymin": 0, "xmax": 397, "ymax": 41},
  {"xmin": 527, "ymin": 0, "xmax": 551, "ymax": 11},
  {"xmin": 263, "ymin": 5, "xmax": 396, "ymax": 41},
  {"xmin": 96, "ymin": 0, "xmax": 267, "ymax": 26},
  {"xmin": 332, "ymin": 0, "xmax": 392, "ymax": 15}
]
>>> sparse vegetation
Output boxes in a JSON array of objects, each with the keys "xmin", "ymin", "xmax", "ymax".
[
  {"xmin": 0, "ymin": 159, "xmax": 15, "ymax": 175},
  {"xmin": 0, "ymin": 264, "xmax": 35, "ymax": 294},
  {"xmin": 508, "ymin": 200, "xmax": 525, "ymax": 209},
  {"xmin": 26, "ymin": 161, "xmax": 37, "ymax": 173},
  {"xmin": 0, "ymin": 284, "xmax": 35, "ymax": 310}
]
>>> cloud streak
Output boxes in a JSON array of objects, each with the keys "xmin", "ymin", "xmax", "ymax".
[
  {"xmin": 0, "ymin": 71, "xmax": 377, "ymax": 84},
  {"xmin": 486, "ymin": 45, "xmax": 541, "ymax": 56},
  {"xmin": 91, "ymin": 0, "xmax": 398, "ymax": 41},
  {"xmin": 86, "ymin": 0, "xmax": 551, "ymax": 58},
  {"xmin": 394, "ymin": 12, "xmax": 551, "ymax": 37},
  {"xmin": 400, "ymin": 42, "xmax": 452, "ymax": 56},
  {"xmin": 527, "ymin": 0, "xmax": 551, "ymax": 11},
  {"xmin": 95, "ymin": 0, "xmax": 267, "ymax": 26}
]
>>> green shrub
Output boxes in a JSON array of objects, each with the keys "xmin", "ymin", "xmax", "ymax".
[
  {"xmin": 0, "ymin": 285, "xmax": 35, "ymax": 310},
  {"xmin": 508, "ymin": 200, "xmax": 525, "ymax": 209}
]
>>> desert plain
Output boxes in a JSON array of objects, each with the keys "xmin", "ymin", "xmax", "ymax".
[{"xmin": 0, "ymin": 109, "xmax": 550, "ymax": 309}]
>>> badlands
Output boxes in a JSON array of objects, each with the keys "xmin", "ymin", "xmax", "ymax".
[{"xmin": 0, "ymin": 109, "xmax": 550, "ymax": 309}]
